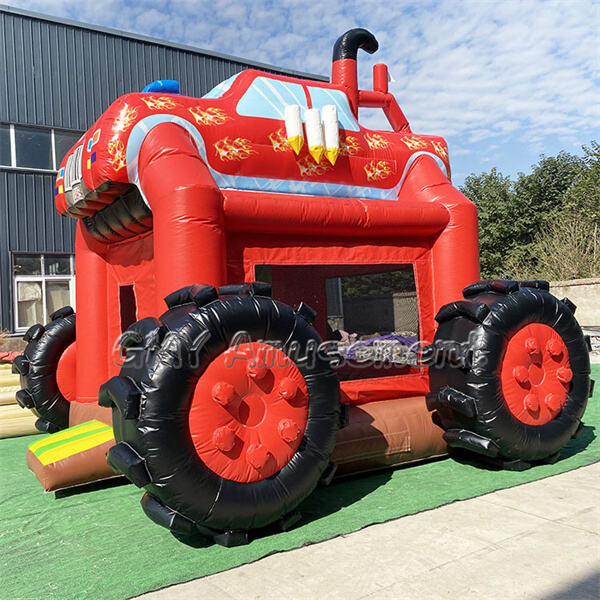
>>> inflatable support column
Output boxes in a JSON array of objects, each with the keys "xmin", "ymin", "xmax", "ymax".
[{"xmin": 137, "ymin": 122, "xmax": 227, "ymax": 312}]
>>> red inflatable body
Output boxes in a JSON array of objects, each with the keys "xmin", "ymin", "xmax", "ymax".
[
  {"xmin": 14, "ymin": 28, "xmax": 588, "ymax": 544},
  {"xmin": 47, "ymin": 27, "xmax": 480, "ymax": 493},
  {"xmin": 54, "ymin": 48, "xmax": 478, "ymax": 412}
]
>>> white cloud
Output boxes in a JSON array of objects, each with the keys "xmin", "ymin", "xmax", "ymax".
[
  {"xmin": 8, "ymin": 0, "xmax": 599, "ymax": 177},
  {"xmin": 451, "ymin": 148, "xmax": 474, "ymax": 157}
]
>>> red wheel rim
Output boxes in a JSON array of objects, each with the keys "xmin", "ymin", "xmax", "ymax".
[
  {"xmin": 500, "ymin": 323, "xmax": 571, "ymax": 425},
  {"xmin": 56, "ymin": 342, "xmax": 77, "ymax": 402},
  {"xmin": 189, "ymin": 342, "xmax": 309, "ymax": 482}
]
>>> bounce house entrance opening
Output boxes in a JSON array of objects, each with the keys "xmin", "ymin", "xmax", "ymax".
[
  {"xmin": 255, "ymin": 263, "xmax": 421, "ymax": 382},
  {"xmin": 118, "ymin": 285, "xmax": 137, "ymax": 332}
]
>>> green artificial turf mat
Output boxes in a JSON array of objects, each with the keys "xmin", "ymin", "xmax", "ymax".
[{"xmin": 2, "ymin": 365, "xmax": 599, "ymax": 600}]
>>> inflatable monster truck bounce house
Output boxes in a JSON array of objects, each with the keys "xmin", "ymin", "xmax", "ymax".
[{"xmin": 14, "ymin": 29, "xmax": 592, "ymax": 546}]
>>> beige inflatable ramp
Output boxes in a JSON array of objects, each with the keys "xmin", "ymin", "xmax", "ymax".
[{"xmin": 26, "ymin": 419, "xmax": 119, "ymax": 492}]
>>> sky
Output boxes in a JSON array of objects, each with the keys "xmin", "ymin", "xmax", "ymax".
[{"xmin": 6, "ymin": 0, "xmax": 599, "ymax": 186}]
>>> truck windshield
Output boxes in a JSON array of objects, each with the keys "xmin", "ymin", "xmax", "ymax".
[
  {"xmin": 202, "ymin": 72, "xmax": 243, "ymax": 99},
  {"xmin": 236, "ymin": 77, "xmax": 308, "ymax": 120},
  {"xmin": 306, "ymin": 86, "xmax": 359, "ymax": 131},
  {"xmin": 235, "ymin": 77, "xmax": 360, "ymax": 132}
]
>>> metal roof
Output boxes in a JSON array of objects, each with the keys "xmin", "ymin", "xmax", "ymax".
[{"xmin": 0, "ymin": 4, "xmax": 328, "ymax": 81}]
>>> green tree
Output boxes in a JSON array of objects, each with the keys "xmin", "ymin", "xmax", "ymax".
[
  {"xmin": 562, "ymin": 141, "xmax": 600, "ymax": 227},
  {"xmin": 461, "ymin": 143, "xmax": 598, "ymax": 280},
  {"xmin": 509, "ymin": 151, "xmax": 585, "ymax": 269},
  {"xmin": 509, "ymin": 215, "xmax": 599, "ymax": 281},
  {"xmin": 460, "ymin": 168, "xmax": 517, "ymax": 277}
]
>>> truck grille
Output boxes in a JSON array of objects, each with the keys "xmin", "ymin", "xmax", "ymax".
[{"xmin": 64, "ymin": 145, "xmax": 83, "ymax": 192}]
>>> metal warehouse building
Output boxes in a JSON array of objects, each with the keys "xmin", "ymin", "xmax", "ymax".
[{"xmin": 0, "ymin": 4, "xmax": 322, "ymax": 335}]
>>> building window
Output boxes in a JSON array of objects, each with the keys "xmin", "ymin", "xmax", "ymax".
[
  {"xmin": 54, "ymin": 129, "xmax": 83, "ymax": 167},
  {"xmin": 13, "ymin": 253, "xmax": 75, "ymax": 331},
  {"xmin": 0, "ymin": 124, "xmax": 83, "ymax": 172},
  {"xmin": 14, "ymin": 125, "xmax": 53, "ymax": 169},
  {"xmin": 0, "ymin": 123, "xmax": 11, "ymax": 166}
]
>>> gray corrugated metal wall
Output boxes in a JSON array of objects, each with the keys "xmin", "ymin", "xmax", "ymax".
[
  {"xmin": 0, "ymin": 6, "xmax": 324, "ymax": 332},
  {"xmin": 0, "ymin": 6, "xmax": 321, "ymax": 128},
  {"xmin": 0, "ymin": 171, "xmax": 77, "ymax": 331}
]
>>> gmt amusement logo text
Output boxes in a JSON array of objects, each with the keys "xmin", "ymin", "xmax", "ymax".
[{"xmin": 112, "ymin": 329, "xmax": 481, "ymax": 371}]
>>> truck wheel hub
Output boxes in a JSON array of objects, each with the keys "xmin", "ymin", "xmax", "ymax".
[
  {"xmin": 189, "ymin": 342, "xmax": 309, "ymax": 482},
  {"xmin": 500, "ymin": 323, "xmax": 571, "ymax": 426}
]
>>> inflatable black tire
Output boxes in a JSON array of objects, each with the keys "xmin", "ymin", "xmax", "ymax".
[
  {"xmin": 13, "ymin": 307, "xmax": 76, "ymax": 432},
  {"xmin": 100, "ymin": 284, "xmax": 340, "ymax": 542},
  {"xmin": 426, "ymin": 280, "xmax": 591, "ymax": 466}
]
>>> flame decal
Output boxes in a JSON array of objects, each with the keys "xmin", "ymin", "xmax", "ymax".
[
  {"xmin": 142, "ymin": 96, "xmax": 178, "ymax": 110},
  {"xmin": 296, "ymin": 155, "xmax": 332, "ymax": 177},
  {"xmin": 269, "ymin": 129, "xmax": 292, "ymax": 153},
  {"xmin": 365, "ymin": 133, "xmax": 391, "ymax": 150},
  {"xmin": 189, "ymin": 106, "xmax": 231, "ymax": 126},
  {"xmin": 214, "ymin": 137, "xmax": 255, "ymax": 161},
  {"xmin": 364, "ymin": 160, "xmax": 393, "ymax": 182},
  {"xmin": 113, "ymin": 105, "xmax": 138, "ymax": 133},
  {"xmin": 431, "ymin": 140, "xmax": 448, "ymax": 159},
  {"xmin": 401, "ymin": 135, "xmax": 428, "ymax": 150},
  {"xmin": 107, "ymin": 140, "xmax": 127, "ymax": 171},
  {"xmin": 340, "ymin": 135, "xmax": 361, "ymax": 156}
]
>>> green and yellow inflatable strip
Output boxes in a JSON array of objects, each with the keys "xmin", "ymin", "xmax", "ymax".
[{"xmin": 28, "ymin": 420, "xmax": 114, "ymax": 466}]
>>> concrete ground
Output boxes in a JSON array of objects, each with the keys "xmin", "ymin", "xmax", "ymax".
[{"xmin": 136, "ymin": 463, "xmax": 600, "ymax": 600}]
